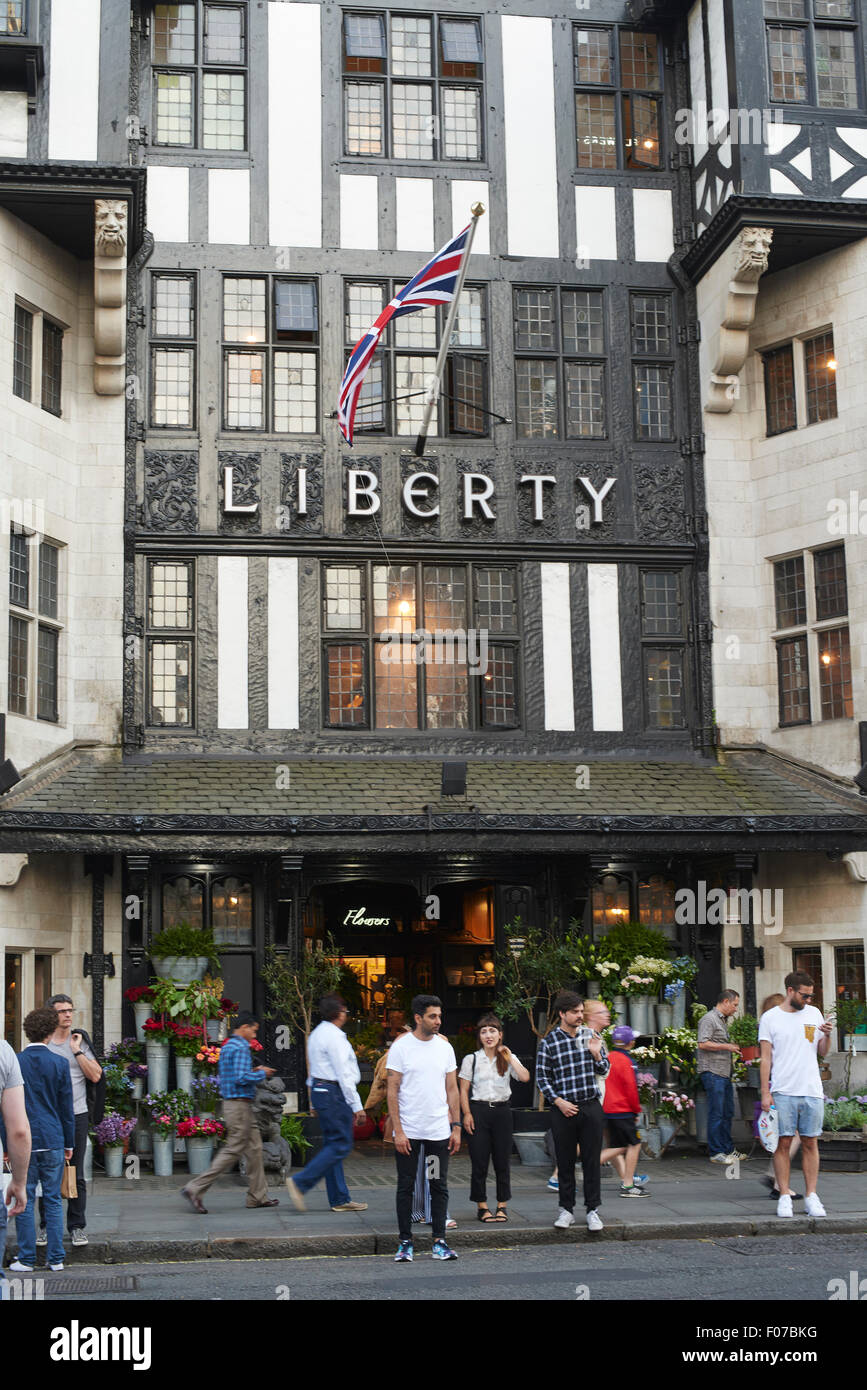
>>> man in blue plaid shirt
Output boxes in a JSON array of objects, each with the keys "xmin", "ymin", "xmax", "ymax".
[{"xmin": 536, "ymin": 990, "xmax": 609, "ymax": 1233}]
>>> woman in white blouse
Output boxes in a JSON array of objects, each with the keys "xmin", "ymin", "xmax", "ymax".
[{"xmin": 459, "ymin": 1014, "xmax": 530, "ymax": 1222}]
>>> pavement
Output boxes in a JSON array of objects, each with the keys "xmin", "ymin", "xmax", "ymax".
[{"xmin": 6, "ymin": 1142, "xmax": 867, "ymax": 1265}]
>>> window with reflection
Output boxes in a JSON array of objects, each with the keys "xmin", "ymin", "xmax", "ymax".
[
  {"xmin": 592, "ymin": 877, "xmax": 630, "ymax": 934},
  {"xmin": 161, "ymin": 875, "xmax": 204, "ymax": 928},
  {"xmin": 211, "ymin": 876, "xmax": 253, "ymax": 944}
]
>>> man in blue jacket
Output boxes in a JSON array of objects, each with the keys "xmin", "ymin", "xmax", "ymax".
[{"xmin": 8, "ymin": 1008, "xmax": 74, "ymax": 1272}]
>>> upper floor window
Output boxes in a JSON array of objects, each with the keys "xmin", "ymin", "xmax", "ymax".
[
  {"xmin": 573, "ymin": 26, "xmax": 662, "ymax": 170},
  {"xmin": 631, "ymin": 291, "xmax": 674, "ymax": 441},
  {"xmin": 772, "ymin": 544, "xmax": 852, "ymax": 726},
  {"xmin": 150, "ymin": 272, "xmax": 197, "ymax": 428},
  {"xmin": 513, "ymin": 286, "xmax": 607, "ymax": 440},
  {"xmin": 146, "ymin": 558, "xmax": 195, "ymax": 727},
  {"xmin": 152, "ymin": 2, "xmax": 247, "ymax": 150},
  {"xmin": 765, "ymin": 0, "xmax": 859, "ymax": 108},
  {"xmin": 322, "ymin": 561, "xmax": 520, "ymax": 730},
  {"xmin": 345, "ymin": 279, "xmax": 487, "ymax": 436},
  {"xmin": 761, "ymin": 328, "xmax": 837, "ymax": 436},
  {"xmin": 12, "ymin": 301, "xmax": 64, "ymax": 417},
  {"xmin": 342, "ymin": 10, "xmax": 484, "ymax": 160},
  {"xmin": 8, "ymin": 530, "xmax": 62, "ymax": 723},
  {"xmin": 0, "ymin": 2, "xmax": 26, "ymax": 35},
  {"xmin": 640, "ymin": 569, "xmax": 687, "ymax": 730},
  {"xmin": 223, "ymin": 276, "xmax": 319, "ymax": 432}
]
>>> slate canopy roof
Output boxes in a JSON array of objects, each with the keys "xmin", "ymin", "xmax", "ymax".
[{"xmin": 1, "ymin": 746, "xmax": 865, "ymax": 859}]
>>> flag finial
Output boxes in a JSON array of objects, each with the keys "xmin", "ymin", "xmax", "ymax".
[{"xmin": 471, "ymin": 202, "xmax": 485, "ymax": 217}]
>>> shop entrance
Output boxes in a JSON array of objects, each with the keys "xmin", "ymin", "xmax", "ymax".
[{"xmin": 306, "ymin": 877, "xmax": 497, "ymax": 1048}]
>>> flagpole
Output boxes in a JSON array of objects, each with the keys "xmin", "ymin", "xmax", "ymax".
[{"xmin": 413, "ymin": 202, "xmax": 485, "ymax": 458}]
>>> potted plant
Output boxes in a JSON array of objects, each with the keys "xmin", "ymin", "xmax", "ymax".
[
  {"xmin": 818, "ymin": 1094, "xmax": 867, "ymax": 1171},
  {"xmin": 178, "ymin": 1115, "xmax": 226, "ymax": 1175},
  {"xmin": 93, "ymin": 1112, "xmax": 137, "ymax": 1178},
  {"xmin": 143, "ymin": 1015, "xmax": 174, "ymax": 1094},
  {"xmin": 148, "ymin": 922, "xmax": 220, "ymax": 984},
  {"xmin": 170, "ymin": 1022, "xmax": 206, "ymax": 1092},
  {"xmin": 636, "ymin": 1070, "xmax": 658, "ymax": 1126},
  {"xmin": 620, "ymin": 974, "xmax": 657, "ymax": 1035},
  {"xmin": 728, "ymin": 1013, "xmax": 760, "ymax": 1062},
  {"xmin": 280, "ymin": 1113, "xmax": 313, "ymax": 1168},
  {"xmin": 262, "ymin": 934, "xmax": 344, "ymax": 1068},
  {"xmin": 189, "ymin": 1075, "xmax": 221, "ymax": 1115},
  {"xmin": 660, "ymin": 1025, "xmax": 700, "ymax": 1092},
  {"xmin": 631, "ymin": 1043, "xmax": 664, "ymax": 1081},
  {"xmin": 653, "ymin": 1091, "xmax": 695, "ymax": 1152},
  {"xmin": 127, "ymin": 1062, "xmax": 148, "ymax": 1101},
  {"xmin": 667, "ymin": 956, "xmax": 698, "ymax": 1028},
  {"xmin": 124, "ymin": 987, "xmax": 155, "ymax": 1043},
  {"xmin": 145, "ymin": 1090, "xmax": 194, "ymax": 1176}
]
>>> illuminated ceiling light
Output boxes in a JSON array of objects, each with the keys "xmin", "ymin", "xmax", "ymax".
[
  {"xmin": 821, "ymin": 651, "xmax": 832, "ymax": 665},
  {"xmin": 827, "ymin": 358, "xmax": 837, "ymax": 371},
  {"xmin": 397, "ymin": 600, "xmax": 411, "ymax": 616}
]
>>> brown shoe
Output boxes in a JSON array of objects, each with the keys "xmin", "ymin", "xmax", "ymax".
[
  {"xmin": 330, "ymin": 1201, "xmax": 369, "ymax": 1212},
  {"xmin": 246, "ymin": 1198, "xmax": 280, "ymax": 1208},
  {"xmin": 285, "ymin": 1176, "xmax": 306, "ymax": 1212},
  {"xmin": 181, "ymin": 1187, "xmax": 208, "ymax": 1215}
]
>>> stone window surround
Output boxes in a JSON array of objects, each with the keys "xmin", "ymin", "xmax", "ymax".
[
  {"xmin": 11, "ymin": 295, "xmax": 66, "ymax": 419},
  {"xmin": 770, "ymin": 543, "xmax": 851, "ymax": 729},
  {"xmin": 7, "ymin": 531, "xmax": 64, "ymax": 726},
  {"xmin": 758, "ymin": 325, "xmax": 838, "ymax": 436}
]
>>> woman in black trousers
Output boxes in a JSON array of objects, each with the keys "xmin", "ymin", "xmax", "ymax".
[{"xmin": 459, "ymin": 1014, "xmax": 530, "ymax": 1222}]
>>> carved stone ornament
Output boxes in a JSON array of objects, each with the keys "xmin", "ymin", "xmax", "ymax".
[
  {"xmin": 705, "ymin": 226, "xmax": 773, "ymax": 414},
  {"xmin": 93, "ymin": 198, "xmax": 129, "ymax": 396},
  {"xmin": 0, "ymin": 853, "xmax": 28, "ymax": 887}
]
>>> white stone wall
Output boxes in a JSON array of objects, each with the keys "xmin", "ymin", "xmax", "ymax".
[
  {"xmin": 701, "ymin": 239, "xmax": 866, "ymax": 779},
  {"xmin": 0, "ymin": 854, "xmax": 123, "ymax": 1048},
  {"xmin": 0, "ymin": 208, "xmax": 125, "ymax": 772}
]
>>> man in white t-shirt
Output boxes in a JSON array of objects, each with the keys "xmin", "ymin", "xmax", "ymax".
[
  {"xmin": 759, "ymin": 970, "xmax": 832, "ymax": 1220},
  {"xmin": 386, "ymin": 994, "xmax": 461, "ymax": 1264}
]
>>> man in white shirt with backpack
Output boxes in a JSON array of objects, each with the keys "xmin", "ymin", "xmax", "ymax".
[{"xmin": 759, "ymin": 969, "xmax": 832, "ymax": 1220}]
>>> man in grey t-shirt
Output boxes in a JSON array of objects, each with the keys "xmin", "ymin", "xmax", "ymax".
[
  {"xmin": 45, "ymin": 994, "xmax": 101, "ymax": 1245},
  {"xmin": 697, "ymin": 989, "xmax": 747, "ymax": 1165},
  {"xmin": 0, "ymin": 1038, "xmax": 31, "ymax": 1284}
]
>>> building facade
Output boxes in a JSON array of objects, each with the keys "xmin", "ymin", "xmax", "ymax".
[{"xmin": 0, "ymin": 0, "xmax": 865, "ymax": 1091}]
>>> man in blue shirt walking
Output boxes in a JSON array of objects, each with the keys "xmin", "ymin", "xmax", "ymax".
[
  {"xmin": 181, "ymin": 1011, "xmax": 278, "ymax": 1214},
  {"xmin": 6, "ymin": 1008, "xmax": 74, "ymax": 1272}
]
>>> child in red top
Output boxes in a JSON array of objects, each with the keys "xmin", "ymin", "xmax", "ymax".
[{"xmin": 603, "ymin": 1025, "xmax": 648, "ymax": 1198}]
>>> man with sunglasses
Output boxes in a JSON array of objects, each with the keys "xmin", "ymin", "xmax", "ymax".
[{"xmin": 759, "ymin": 970, "xmax": 832, "ymax": 1220}]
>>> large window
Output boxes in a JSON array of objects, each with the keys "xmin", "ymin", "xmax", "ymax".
[
  {"xmin": 762, "ymin": 329, "xmax": 837, "ymax": 436},
  {"xmin": 342, "ymin": 10, "xmax": 484, "ymax": 160},
  {"xmin": 150, "ymin": 272, "xmax": 197, "ymax": 428},
  {"xmin": 345, "ymin": 280, "xmax": 487, "ymax": 436},
  {"xmin": 765, "ymin": 0, "xmax": 859, "ymax": 108},
  {"xmin": 640, "ymin": 569, "xmax": 687, "ymax": 730},
  {"xmin": 573, "ymin": 26, "xmax": 662, "ymax": 170},
  {"xmin": 223, "ymin": 276, "xmax": 319, "ymax": 432},
  {"xmin": 513, "ymin": 286, "xmax": 607, "ymax": 440},
  {"xmin": 152, "ymin": 2, "xmax": 248, "ymax": 149},
  {"xmin": 13, "ymin": 304, "xmax": 32, "ymax": 401},
  {"xmin": 146, "ymin": 559, "xmax": 195, "ymax": 726},
  {"xmin": 7, "ymin": 531, "xmax": 62, "ymax": 722},
  {"xmin": 322, "ymin": 561, "xmax": 520, "ymax": 730},
  {"xmin": 772, "ymin": 544, "xmax": 851, "ymax": 726}
]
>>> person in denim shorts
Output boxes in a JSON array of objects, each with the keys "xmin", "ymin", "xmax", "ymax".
[{"xmin": 759, "ymin": 969, "xmax": 833, "ymax": 1220}]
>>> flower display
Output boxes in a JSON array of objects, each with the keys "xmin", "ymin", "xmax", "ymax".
[
  {"xmin": 143, "ymin": 1016, "xmax": 173, "ymax": 1040},
  {"xmin": 123, "ymin": 986, "xmax": 154, "ymax": 1005},
  {"xmin": 127, "ymin": 1062, "xmax": 148, "ymax": 1081},
  {"xmin": 663, "ymin": 980, "xmax": 685, "ymax": 1002},
  {"xmin": 631, "ymin": 1044, "xmax": 663, "ymax": 1064},
  {"xmin": 189, "ymin": 1075, "xmax": 221, "ymax": 1111},
  {"xmin": 670, "ymin": 955, "xmax": 698, "ymax": 986},
  {"xmin": 170, "ymin": 1022, "xmax": 207, "ymax": 1057},
  {"xmin": 636, "ymin": 1072, "xmax": 657, "ymax": 1106},
  {"xmin": 620, "ymin": 974, "xmax": 656, "ymax": 997},
  {"xmin": 93, "ymin": 1112, "xmax": 137, "ymax": 1148},
  {"xmin": 660, "ymin": 1025, "xmax": 700, "ymax": 1087},
  {"xmin": 145, "ymin": 1090, "xmax": 195, "ymax": 1128},
  {"xmin": 195, "ymin": 1042, "xmax": 222, "ymax": 1067},
  {"xmin": 655, "ymin": 1091, "xmax": 695, "ymax": 1120},
  {"xmin": 629, "ymin": 955, "xmax": 673, "ymax": 980},
  {"xmin": 177, "ymin": 1116, "xmax": 226, "ymax": 1140}
]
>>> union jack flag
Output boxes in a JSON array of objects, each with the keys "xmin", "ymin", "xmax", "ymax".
[{"xmin": 337, "ymin": 222, "xmax": 473, "ymax": 446}]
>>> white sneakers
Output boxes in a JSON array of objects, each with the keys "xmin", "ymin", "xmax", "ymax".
[
  {"xmin": 804, "ymin": 1193, "xmax": 827, "ymax": 1218},
  {"xmin": 709, "ymin": 1153, "xmax": 730, "ymax": 1164},
  {"xmin": 586, "ymin": 1210, "xmax": 604, "ymax": 1232},
  {"xmin": 554, "ymin": 1208, "xmax": 575, "ymax": 1229},
  {"xmin": 777, "ymin": 1194, "xmax": 794, "ymax": 1218}
]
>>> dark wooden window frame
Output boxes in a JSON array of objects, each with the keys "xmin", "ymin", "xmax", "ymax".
[
  {"xmin": 149, "ymin": 271, "xmax": 198, "ymax": 430},
  {"xmin": 145, "ymin": 557, "xmax": 196, "ymax": 728},
  {"xmin": 513, "ymin": 284, "xmax": 608, "ymax": 441},
  {"xmin": 765, "ymin": 1, "xmax": 860, "ymax": 111},
  {"xmin": 572, "ymin": 23, "xmax": 664, "ymax": 172},
  {"xmin": 151, "ymin": 0, "xmax": 249, "ymax": 152},
  {"xmin": 7, "ymin": 533, "xmax": 62, "ymax": 723},
  {"xmin": 639, "ymin": 567, "xmax": 688, "ymax": 731},
  {"xmin": 221, "ymin": 273, "xmax": 321, "ymax": 435}
]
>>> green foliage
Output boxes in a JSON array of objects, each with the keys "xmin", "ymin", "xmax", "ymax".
[
  {"xmin": 280, "ymin": 1113, "xmax": 313, "ymax": 1157},
  {"xmin": 822, "ymin": 1097, "xmax": 867, "ymax": 1132},
  {"xmin": 594, "ymin": 921, "xmax": 671, "ymax": 972},
  {"xmin": 336, "ymin": 962, "xmax": 366, "ymax": 1015},
  {"xmin": 660, "ymin": 1025, "xmax": 699, "ymax": 1089},
  {"xmin": 728, "ymin": 1014, "xmax": 759, "ymax": 1046},
  {"xmin": 494, "ymin": 918, "xmax": 581, "ymax": 1038},
  {"xmin": 262, "ymin": 938, "xmax": 343, "ymax": 1043},
  {"xmin": 103, "ymin": 1062, "xmax": 135, "ymax": 1117},
  {"xmin": 150, "ymin": 922, "xmax": 221, "ymax": 970},
  {"xmin": 670, "ymin": 955, "xmax": 699, "ymax": 986},
  {"xmin": 833, "ymin": 998, "xmax": 867, "ymax": 1036},
  {"xmin": 144, "ymin": 1089, "xmax": 196, "ymax": 1127}
]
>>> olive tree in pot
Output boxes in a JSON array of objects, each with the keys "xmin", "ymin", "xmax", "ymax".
[{"xmin": 261, "ymin": 937, "xmax": 343, "ymax": 1151}]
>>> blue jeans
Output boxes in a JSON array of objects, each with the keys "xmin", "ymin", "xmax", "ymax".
[
  {"xmin": 701, "ymin": 1072, "xmax": 734, "ymax": 1156},
  {"xmin": 294, "ymin": 1082, "xmax": 353, "ymax": 1206},
  {"xmin": 17, "ymin": 1149, "xmax": 66, "ymax": 1266}
]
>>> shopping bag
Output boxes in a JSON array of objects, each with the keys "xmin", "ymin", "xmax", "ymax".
[
  {"xmin": 757, "ymin": 1105, "xmax": 779, "ymax": 1154},
  {"xmin": 61, "ymin": 1160, "xmax": 78, "ymax": 1200}
]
